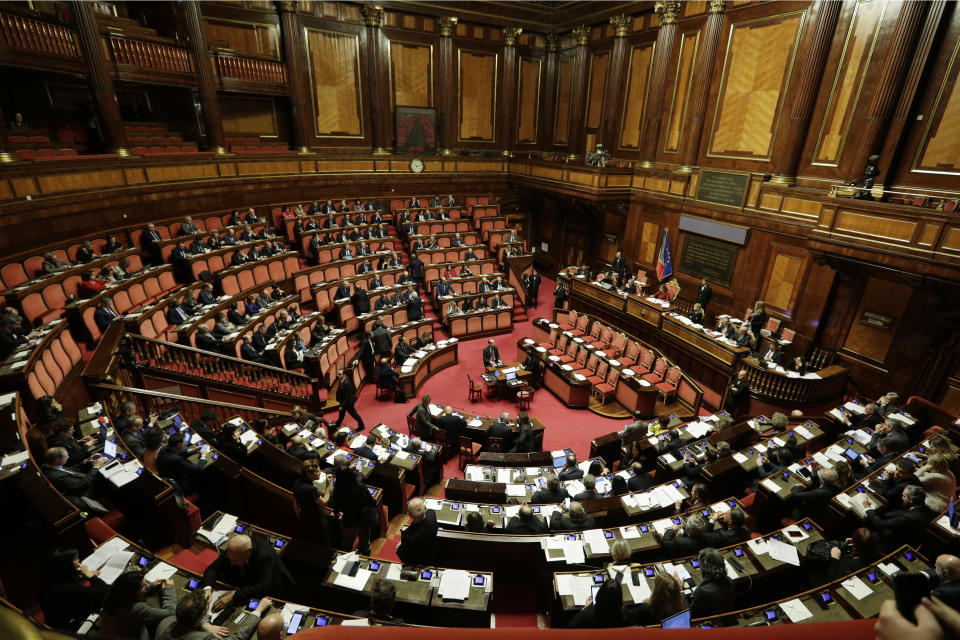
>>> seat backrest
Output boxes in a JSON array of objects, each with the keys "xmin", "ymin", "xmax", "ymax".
[
  {"xmin": 781, "ymin": 328, "xmax": 796, "ymax": 341},
  {"xmin": 1, "ymin": 262, "xmax": 28, "ymax": 289},
  {"xmin": 595, "ymin": 361, "xmax": 608, "ymax": 379},
  {"xmin": 666, "ymin": 366, "xmax": 681, "ymax": 385},
  {"xmin": 606, "ymin": 368, "xmax": 619, "ymax": 385},
  {"xmin": 590, "ymin": 322, "xmax": 602, "ymax": 338},
  {"xmin": 627, "ymin": 341, "xmax": 641, "ymax": 359},
  {"xmin": 576, "ymin": 349, "xmax": 588, "ymax": 366},
  {"xmin": 765, "ymin": 317, "xmax": 781, "ymax": 333},
  {"xmin": 575, "ymin": 315, "xmax": 589, "ymax": 331},
  {"xmin": 641, "ymin": 349, "xmax": 655, "ymax": 369},
  {"xmin": 585, "ymin": 353, "xmax": 598, "ymax": 371},
  {"xmin": 653, "ymin": 358, "xmax": 667, "ymax": 376},
  {"xmin": 565, "ymin": 340, "xmax": 578, "ymax": 357}
]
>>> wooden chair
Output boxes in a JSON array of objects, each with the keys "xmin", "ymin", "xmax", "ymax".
[
  {"xmin": 516, "ymin": 386, "xmax": 533, "ymax": 410},
  {"xmin": 459, "ymin": 435, "xmax": 482, "ymax": 469},
  {"xmin": 486, "ymin": 436, "xmax": 504, "ymax": 453},
  {"xmin": 434, "ymin": 428, "xmax": 450, "ymax": 463},
  {"xmin": 468, "ymin": 374, "xmax": 483, "ymax": 401},
  {"xmin": 592, "ymin": 368, "xmax": 619, "ymax": 405},
  {"xmin": 656, "ymin": 366, "xmax": 682, "ymax": 404}
]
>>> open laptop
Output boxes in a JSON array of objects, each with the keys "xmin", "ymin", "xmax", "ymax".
[
  {"xmin": 662, "ymin": 609, "xmax": 691, "ymax": 629},
  {"xmin": 504, "ymin": 371, "xmax": 517, "ymax": 381},
  {"xmin": 102, "ymin": 440, "xmax": 118, "ymax": 459}
]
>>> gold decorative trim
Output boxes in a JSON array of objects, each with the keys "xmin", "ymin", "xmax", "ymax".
[
  {"xmin": 707, "ymin": 0, "xmax": 726, "ymax": 14},
  {"xmin": 572, "ymin": 25, "xmax": 590, "ymax": 46},
  {"xmin": 439, "ymin": 16, "xmax": 458, "ymax": 37},
  {"xmin": 0, "ymin": 151, "xmax": 16, "ymax": 163},
  {"xmin": 503, "ymin": 26, "xmax": 523, "ymax": 46},
  {"xmin": 655, "ymin": 1, "xmax": 682, "ymax": 26},
  {"xmin": 361, "ymin": 5, "xmax": 384, "ymax": 27},
  {"xmin": 546, "ymin": 33, "xmax": 559, "ymax": 52},
  {"xmin": 610, "ymin": 14, "xmax": 631, "ymax": 37}
]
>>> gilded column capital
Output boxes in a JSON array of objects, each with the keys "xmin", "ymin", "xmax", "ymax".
[
  {"xmin": 275, "ymin": 0, "xmax": 298, "ymax": 13},
  {"xmin": 572, "ymin": 24, "xmax": 590, "ymax": 46},
  {"xmin": 361, "ymin": 5, "xmax": 384, "ymax": 27},
  {"xmin": 546, "ymin": 33, "xmax": 559, "ymax": 51},
  {"xmin": 610, "ymin": 14, "xmax": 631, "ymax": 37},
  {"xmin": 707, "ymin": 0, "xmax": 726, "ymax": 14},
  {"xmin": 654, "ymin": 1, "xmax": 682, "ymax": 25},
  {"xmin": 503, "ymin": 26, "xmax": 522, "ymax": 46},
  {"xmin": 439, "ymin": 16, "xmax": 458, "ymax": 37}
]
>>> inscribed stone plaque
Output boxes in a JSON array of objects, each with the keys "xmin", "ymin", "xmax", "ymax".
[
  {"xmin": 695, "ymin": 170, "xmax": 749, "ymax": 207},
  {"xmin": 678, "ymin": 234, "xmax": 739, "ymax": 287}
]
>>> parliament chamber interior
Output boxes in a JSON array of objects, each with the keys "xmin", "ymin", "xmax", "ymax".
[{"xmin": 2, "ymin": 0, "xmax": 960, "ymax": 638}]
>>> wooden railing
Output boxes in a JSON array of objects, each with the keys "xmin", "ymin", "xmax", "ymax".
[
  {"xmin": 735, "ymin": 357, "xmax": 848, "ymax": 406},
  {"xmin": 215, "ymin": 51, "xmax": 287, "ymax": 85},
  {"xmin": 107, "ymin": 34, "xmax": 191, "ymax": 73},
  {"xmin": 0, "ymin": 12, "xmax": 79, "ymax": 57}
]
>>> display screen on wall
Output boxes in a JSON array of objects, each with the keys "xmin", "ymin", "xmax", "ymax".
[{"xmin": 677, "ymin": 234, "xmax": 739, "ymax": 287}]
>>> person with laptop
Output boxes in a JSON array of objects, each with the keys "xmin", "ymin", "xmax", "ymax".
[
  {"xmin": 41, "ymin": 446, "xmax": 109, "ymax": 511},
  {"xmin": 482, "ymin": 339, "xmax": 503, "ymax": 369}
]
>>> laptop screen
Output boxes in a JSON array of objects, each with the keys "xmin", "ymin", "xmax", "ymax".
[
  {"xmin": 103, "ymin": 440, "xmax": 118, "ymax": 458},
  {"xmin": 505, "ymin": 372, "xmax": 517, "ymax": 381},
  {"xmin": 553, "ymin": 456, "xmax": 567, "ymax": 468},
  {"xmin": 173, "ymin": 415, "xmax": 183, "ymax": 428},
  {"xmin": 844, "ymin": 448, "xmax": 860, "ymax": 461},
  {"xmin": 662, "ymin": 609, "xmax": 691, "ymax": 629}
]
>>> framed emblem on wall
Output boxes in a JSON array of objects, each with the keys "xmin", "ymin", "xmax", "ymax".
[{"xmin": 395, "ymin": 106, "xmax": 437, "ymax": 154}]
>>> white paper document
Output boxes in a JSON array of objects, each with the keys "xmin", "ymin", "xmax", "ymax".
[
  {"xmin": 505, "ymin": 484, "xmax": 528, "ymax": 497},
  {"xmin": 99, "ymin": 550, "xmax": 135, "ymax": 584},
  {"xmin": 144, "ymin": 562, "xmax": 178, "ymax": 582},
  {"xmin": 556, "ymin": 574, "xmax": 573, "ymax": 595},
  {"xmin": 571, "ymin": 576, "xmax": 592, "ymax": 606},
  {"xmin": 761, "ymin": 478, "xmax": 782, "ymax": 493},
  {"xmin": 767, "ymin": 539, "xmax": 800, "ymax": 566},
  {"xmin": 560, "ymin": 540, "xmax": 586, "ymax": 564},
  {"xmin": 438, "ymin": 569, "xmax": 471, "ymax": 600},
  {"xmin": 841, "ymin": 575, "xmax": 874, "ymax": 600},
  {"xmin": 582, "ymin": 529, "xmax": 610, "ymax": 555},
  {"xmin": 780, "ymin": 598, "xmax": 813, "ymax": 623},
  {"xmin": 620, "ymin": 526, "xmax": 641, "ymax": 539},
  {"xmin": 334, "ymin": 568, "xmax": 373, "ymax": 591}
]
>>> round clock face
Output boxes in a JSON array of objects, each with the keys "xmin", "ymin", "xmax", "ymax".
[{"xmin": 410, "ymin": 159, "xmax": 424, "ymax": 173}]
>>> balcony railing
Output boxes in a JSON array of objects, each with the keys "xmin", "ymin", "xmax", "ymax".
[
  {"xmin": 215, "ymin": 51, "xmax": 287, "ymax": 85},
  {"xmin": 108, "ymin": 34, "xmax": 192, "ymax": 73},
  {"xmin": 0, "ymin": 13, "xmax": 79, "ymax": 57}
]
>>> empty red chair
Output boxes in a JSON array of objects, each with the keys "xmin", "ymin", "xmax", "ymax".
[
  {"xmin": 15, "ymin": 149, "xmax": 35, "ymax": 161},
  {"xmin": 36, "ymin": 148, "xmax": 56, "ymax": 158},
  {"xmin": 57, "ymin": 148, "xmax": 78, "ymax": 157},
  {"xmin": 586, "ymin": 360, "xmax": 608, "ymax": 386},
  {"xmin": 656, "ymin": 366, "xmax": 682, "ymax": 403},
  {"xmin": 643, "ymin": 358, "xmax": 668, "ymax": 384}
]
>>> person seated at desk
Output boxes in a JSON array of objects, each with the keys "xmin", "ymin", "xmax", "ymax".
[
  {"xmin": 876, "ymin": 459, "xmax": 922, "ymax": 510},
  {"xmin": 760, "ymin": 343, "xmax": 784, "ymax": 366},
  {"xmin": 865, "ymin": 485, "xmax": 936, "ymax": 552},
  {"xmin": 333, "ymin": 282, "xmax": 351, "ymax": 301},
  {"xmin": 657, "ymin": 429, "xmax": 684, "ymax": 456},
  {"xmin": 45, "ymin": 419, "xmax": 95, "ymax": 470},
  {"xmin": 689, "ymin": 303, "xmax": 705, "ymax": 325},
  {"xmin": 436, "ymin": 277, "xmax": 454, "ymax": 297},
  {"xmin": 355, "ymin": 241, "xmax": 371, "ymax": 257},
  {"xmin": 626, "ymin": 461, "xmax": 655, "ymax": 492},
  {"xmin": 158, "ymin": 432, "xmax": 208, "ymax": 495},
  {"xmin": 791, "ymin": 355, "xmax": 807, "ymax": 375},
  {"xmin": 449, "ymin": 232, "xmax": 463, "ymax": 248},
  {"xmin": 557, "ymin": 454, "xmax": 584, "ymax": 480},
  {"xmin": 474, "ymin": 297, "xmax": 489, "ymax": 311},
  {"xmin": 857, "ymin": 439, "xmax": 898, "ymax": 477},
  {"xmin": 662, "ymin": 513, "xmax": 710, "ymax": 556},
  {"xmin": 39, "ymin": 547, "xmax": 109, "ymax": 631},
  {"xmin": 788, "ymin": 467, "xmax": 842, "ymax": 522},
  {"xmin": 77, "ymin": 269, "xmax": 106, "ymax": 298},
  {"xmin": 715, "ymin": 316, "xmax": 736, "ymax": 340},
  {"xmin": 521, "ymin": 351, "xmax": 541, "ymax": 386},
  {"xmin": 705, "ymin": 507, "xmax": 751, "ymax": 547},
  {"xmin": 483, "ymin": 339, "xmax": 502, "ymax": 368},
  {"xmin": 119, "ymin": 416, "xmax": 148, "ymax": 458},
  {"xmin": 505, "ymin": 503, "xmax": 549, "ymax": 534},
  {"xmin": 687, "ymin": 548, "xmax": 735, "ymax": 618},
  {"xmin": 806, "ymin": 527, "xmax": 882, "ymax": 587},
  {"xmin": 459, "ymin": 264, "xmax": 473, "ymax": 278},
  {"xmin": 284, "ymin": 336, "xmax": 307, "ymax": 372},
  {"xmin": 201, "ymin": 534, "xmax": 295, "ymax": 612},
  {"xmin": 489, "ymin": 296, "xmax": 508, "ymax": 309},
  {"xmin": 462, "ymin": 247, "xmax": 478, "ymax": 261},
  {"xmin": 653, "ymin": 283, "xmax": 671, "ymax": 302},
  {"xmin": 92, "ymin": 298, "xmax": 120, "ymax": 334},
  {"xmin": 98, "ymin": 569, "xmax": 177, "ymax": 640},
  {"xmin": 444, "ymin": 300, "xmax": 460, "ymax": 317},
  {"xmin": 354, "ymin": 579, "xmax": 403, "ymax": 624},
  {"xmin": 573, "ymin": 474, "xmax": 603, "ymax": 502},
  {"xmin": 531, "ymin": 474, "xmax": 569, "ymax": 504},
  {"xmin": 435, "ymin": 405, "xmax": 466, "ymax": 445},
  {"xmin": 917, "ymin": 454, "xmax": 957, "ymax": 512},
  {"xmin": 240, "ymin": 335, "xmax": 266, "ymax": 365},
  {"xmin": 42, "ymin": 251, "xmax": 73, "ymax": 274},
  {"xmin": 396, "ymin": 497, "xmax": 438, "ymax": 566},
  {"xmin": 339, "ymin": 244, "xmax": 354, "ymax": 260},
  {"xmin": 212, "ymin": 312, "xmax": 236, "ymax": 338},
  {"xmin": 251, "ymin": 324, "xmax": 272, "ymax": 354},
  {"xmin": 550, "ymin": 501, "xmax": 595, "ymax": 532},
  {"xmin": 377, "ymin": 356, "xmax": 401, "ymax": 392},
  {"xmin": 921, "ymin": 554, "xmax": 960, "ymax": 611},
  {"xmin": 485, "ymin": 412, "xmax": 513, "ymax": 449},
  {"xmin": 157, "ymin": 591, "xmax": 272, "ymax": 640},
  {"xmin": 394, "ymin": 336, "xmax": 415, "ymax": 365},
  {"xmin": 42, "ymin": 446, "xmax": 108, "ymax": 506},
  {"xmin": 595, "ymin": 271, "xmax": 615, "ymax": 287},
  {"xmin": 352, "ymin": 434, "xmax": 378, "ymax": 461},
  {"xmin": 621, "ymin": 277, "xmax": 638, "ymax": 295}
]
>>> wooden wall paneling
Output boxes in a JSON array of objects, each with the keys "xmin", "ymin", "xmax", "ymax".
[
  {"xmin": 623, "ymin": 202, "xmax": 643, "ymax": 262},
  {"xmin": 566, "ymin": 26, "xmax": 591, "ymax": 157},
  {"xmin": 759, "ymin": 242, "xmax": 809, "ymax": 317},
  {"xmin": 457, "ymin": 49, "xmax": 498, "ymax": 142},
  {"xmin": 910, "ymin": 22, "xmax": 960, "ymax": 175},
  {"xmin": 809, "ymin": 0, "xmax": 887, "ymax": 167},
  {"xmin": 203, "ymin": 17, "xmax": 280, "ymax": 58},
  {"xmin": 277, "ymin": 3, "xmax": 313, "ymax": 151},
  {"xmin": 585, "ymin": 50, "xmax": 610, "ymax": 131},
  {"xmin": 220, "ymin": 96, "xmax": 278, "ymax": 136},
  {"xmin": 305, "ymin": 27, "xmax": 365, "ymax": 138},
  {"xmin": 361, "ymin": 5, "xmax": 391, "ymax": 153},
  {"xmin": 618, "ymin": 41, "xmax": 655, "ymax": 151},
  {"xmin": 516, "ymin": 56, "xmax": 541, "ymax": 144},
  {"xmin": 389, "ymin": 40, "xmax": 433, "ymax": 108},
  {"xmin": 553, "ymin": 55, "xmax": 575, "ymax": 145},
  {"xmin": 639, "ymin": 1, "xmax": 680, "ymax": 165},
  {"xmin": 538, "ymin": 35, "xmax": 559, "ymax": 150},
  {"xmin": 706, "ymin": 9, "xmax": 806, "ymax": 161},
  {"xmin": 599, "ymin": 210, "xmax": 625, "ymax": 263},
  {"xmin": 662, "ymin": 29, "xmax": 699, "ymax": 155},
  {"xmin": 639, "ymin": 219, "xmax": 661, "ymax": 268},
  {"xmin": 841, "ymin": 276, "xmax": 912, "ymax": 363}
]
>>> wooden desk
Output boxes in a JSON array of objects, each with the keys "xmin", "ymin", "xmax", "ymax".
[{"xmin": 397, "ymin": 340, "xmax": 459, "ymax": 398}]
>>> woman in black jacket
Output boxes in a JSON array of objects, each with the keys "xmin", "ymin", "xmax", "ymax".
[
  {"xmin": 689, "ymin": 548, "xmax": 735, "ymax": 618},
  {"xmin": 567, "ymin": 574, "xmax": 627, "ymax": 628},
  {"xmin": 292, "ymin": 460, "xmax": 335, "ymax": 547},
  {"xmin": 39, "ymin": 548, "xmax": 109, "ymax": 630}
]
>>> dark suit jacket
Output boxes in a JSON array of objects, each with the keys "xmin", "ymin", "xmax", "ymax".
[
  {"xmin": 558, "ymin": 465, "xmax": 584, "ymax": 480},
  {"xmin": 372, "ymin": 327, "xmax": 392, "ymax": 354},
  {"xmin": 697, "ymin": 284, "xmax": 713, "ymax": 306},
  {"xmin": 925, "ymin": 571, "xmax": 960, "ymax": 611},
  {"xmin": 397, "ymin": 511, "xmax": 438, "ymax": 566},
  {"xmin": 662, "ymin": 529, "xmax": 709, "ymax": 556},
  {"xmin": 252, "ymin": 332, "xmax": 269, "ymax": 353},
  {"xmin": 156, "ymin": 447, "xmax": 205, "ymax": 492},
  {"xmin": 689, "ymin": 577, "xmax": 735, "ymax": 618},
  {"xmin": 530, "ymin": 487, "xmax": 569, "ymax": 504},
  {"xmin": 351, "ymin": 290, "xmax": 371, "ymax": 314},
  {"xmin": 866, "ymin": 504, "xmax": 935, "ymax": 551},
  {"xmin": 43, "ymin": 465, "xmax": 99, "ymax": 497},
  {"xmin": 241, "ymin": 343, "xmax": 263, "ymax": 362},
  {"xmin": 94, "ymin": 307, "xmax": 118, "ymax": 332},
  {"xmin": 505, "ymin": 515, "xmax": 549, "ymax": 534},
  {"xmin": 437, "ymin": 414, "xmax": 466, "ymax": 445},
  {"xmin": 336, "ymin": 377, "xmax": 357, "ymax": 406},
  {"xmin": 121, "ymin": 430, "xmax": 145, "ymax": 458},
  {"xmin": 196, "ymin": 332, "xmax": 220, "ymax": 352},
  {"xmin": 483, "ymin": 346, "xmax": 501, "ymax": 368},
  {"xmin": 201, "ymin": 537, "xmax": 297, "ymax": 604},
  {"xmin": 353, "ymin": 445, "xmax": 378, "ymax": 461},
  {"xmin": 549, "ymin": 513, "xmax": 595, "ymax": 532},
  {"xmin": 704, "ymin": 525, "xmax": 751, "ymax": 548},
  {"xmin": 628, "ymin": 472, "xmax": 655, "ymax": 492}
]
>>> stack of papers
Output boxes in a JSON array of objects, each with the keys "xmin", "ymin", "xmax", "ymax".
[
  {"xmin": 767, "ymin": 539, "xmax": 800, "ymax": 566},
  {"xmin": 780, "ymin": 598, "xmax": 813, "ymax": 622},
  {"xmin": 334, "ymin": 568, "xmax": 372, "ymax": 591},
  {"xmin": 465, "ymin": 468, "xmax": 484, "ymax": 481},
  {"xmin": 82, "ymin": 538, "xmax": 129, "ymax": 570},
  {"xmin": 560, "ymin": 539, "xmax": 585, "ymax": 564},
  {"xmin": 841, "ymin": 575, "xmax": 874, "ymax": 600},
  {"xmin": 582, "ymin": 529, "xmax": 610, "ymax": 555},
  {"xmin": 102, "ymin": 460, "xmax": 142, "ymax": 488},
  {"xmin": 98, "ymin": 550, "xmax": 136, "ymax": 584},
  {"xmin": 438, "ymin": 570, "xmax": 472, "ymax": 600}
]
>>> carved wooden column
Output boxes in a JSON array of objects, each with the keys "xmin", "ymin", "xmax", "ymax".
[
  {"xmin": 566, "ymin": 25, "xmax": 590, "ymax": 160},
  {"xmin": 182, "ymin": 0, "xmax": 225, "ymax": 154},
  {"xmin": 71, "ymin": 0, "xmax": 129, "ymax": 156},
  {"xmin": 600, "ymin": 15, "xmax": 631, "ymax": 151},
  {"xmin": 678, "ymin": 0, "xmax": 725, "ymax": 170},
  {"xmin": 438, "ymin": 16, "xmax": 458, "ymax": 156},
  {"xmin": 0, "ymin": 105, "xmax": 12, "ymax": 163},
  {"xmin": 277, "ymin": 1, "xmax": 313, "ymax": 153},
  {"xmin": 500, "ymin": 26, "xmax": 522, "ymax": 156},
  {"xmin": 638, "ymin": 1, "xmax": 680, "ymax": 167},
  {"xmin": 853, "ymin": 0, "xmax": 929, "ymax": 179},
  {"xmin": 769, "ymin": 0, "xmax": 842, "ymax": 185},
  {"xmin": 539, "ymin": 34, "xmax": 559, "ymax": 150},
  {"xmin": 362, "ymin": 5, "xmax": 391, "ymax": 155}
]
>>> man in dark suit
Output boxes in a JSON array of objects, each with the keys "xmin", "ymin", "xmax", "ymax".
[
  {"xmin": 157, "ymin": 432, "xmax": 208, "ymax": 495},
  {"xmin": 529, "ymin": 269, "xmax": 542, "ymax": 306},
  {"xmin": 287, "ymin": 436, "xmax": 320, "ymax": 461},
  {"xmin": 197, "ymin": 284, "xmax": 216, "ymax": 306},
  {"xmin": 408, "ymin": 197, "xmax": 421, "ymax": 209},
  {"xmin": 251, "ymin": 325, "xmax": 270, "ymax": 354},
  {"xmin": 435, "ymin": 278, "xmax": 454, "ymax": 298},
  {"xmin": 557, "ymin": 454, "xmax": 584, "ymax": 480},
  {"xmin": 483, "ymin": 339, "xmax": 502, "ymax": 369},
  {"xmin": 876, "ymin": 459, "xmax": 922, "ymax": 510},
  {"xmin": 696, "ymin": 278, "xmax": 713, "ymax": 310},
  {"xmin": 42, "ymin": 447, "xmax": 107, "ymax": 499},
  {"xmin": 788, "ymin": 467, "xmax": 841, "ymax": 522},
  {"xmin": 352, "ymin": 435, "xmax": 378, "ymax": 461},
  {"xmin": 201, "ymin": 534, "xmax": 297, "ymax": 610},
  {"xmin": 120, "ymin": 417, "xmax": 146, "ymax": 457},
  {"xmin": 760, "ymin": 344, "xmax": 783, "ymax": 367},
  {"xmin": 627, "ymin": 462, "xmax": 655, "ymax": 491},
  {"xmin": 334, "ymin": 369, "xmax": 364, "ymax": 431},
  {"xmin": 723, "ymin": 369, "xmax": 750, "ymax": 415},
  {"xmin": 351, "ymin": 286, "xmax": 371, "ymax": 315},
  {"xmin": 166, "ymin": 300, "xmax": 190, "ymax": 325},
  {"xmin": 485, "ymin": 412, "xmax": 513, "ymax": 448},
  {"xmin": 334, "ymin": 282, "xmax": 351, "ymax": 301},
  {"xmin": 284, "ymin": 337, "xmax": 307, "ymax": 371},
  {"xmin": 413, "ymin": 395, "xmax": 437, "ymax": 440},
  {"xmin": 505, "ymin": 504, "xmax": 549, "ymax": 534},
  {"xmin": 844, "ymin": 402, "xmax": 883, "ymax": 430},
  {"xmin": 572, "ymin": 474, "xmax": 602, "ymax": 502},
  {"xmin": 923, "ymin": 555, "xmax": 960, "ymax": 611},
  {"xmin": 549, "ymin": 502, "xmax": 595, "ymax": 532},
  {"xmin": 406, "ymin": 293, "xmax": 423, "ymax": 321},
  {"xmin": 357, "ymin": 331, "xmax": 376, "ymax": 376},
  {"xmin": 611, "ymin": 251, "xmax": 626, "ymax": 280},
  {"xmin": 338, "ymin": 245, "xmax": 354, "ymax": 260},
  {"xmin": 662, "ymin": 514, "xmax": 710, "ymax": 556},
  {"xmin": 396, "ymin": 497, "xmax": 438, "ymax": 566},
  {"xmin": 196, "ymin": 327, "xmax": 221, "ymax": 352},
  {"xmin": 376, "ymin": 357, "xmax": 399, "ymax": 392},
  {"xmin": 372, "ymin": 321, "xmax": 392, "ymax": 356},
  {"xmin": 93, "ymin": 298, "xmax": 120, "ymax": 334},
  {"xmin": 866, "ymin": 485, "xmax": 935, "ymax": 551},
  {"xmin": 190, "ymin": 409, "xmax": 219, "ymax": 443},
  {"xmin": 531, "ymin": 475, "xmax": 569, "ymax": 504},
  {"xmin": 141, "ymin": 223, "xmax": 163, "ymax": 265},
  {"xmin": 240, "ymin": 335, "xmax": 266, "ymax": 364},
  {"xmin": 437, "ymin": 406, "xmax": 466, "ymax": 447},
  {"xmin": 704, "ymin": 507, "xmax": 751, "ymax": 547}
]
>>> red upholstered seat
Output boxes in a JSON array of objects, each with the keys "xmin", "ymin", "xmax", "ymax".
[
  {"xmin": 558, "ymin": 309, "xmax": 577, "ymax": 332},
  {"xmin": 643, "ymin": 358, "xmax": 667, "ymax": 384},
  {"xmin": 635, "ymin": 349, "xmax": 655, "ymax": 375},
  {"xmin": 586, "ymin": 360, "xmax": 608, "ymax": 386}
]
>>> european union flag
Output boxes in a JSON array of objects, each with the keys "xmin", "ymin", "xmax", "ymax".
[{"xmin": 656, "ymin": 229, "xmax": 673, "ymax": 281}]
